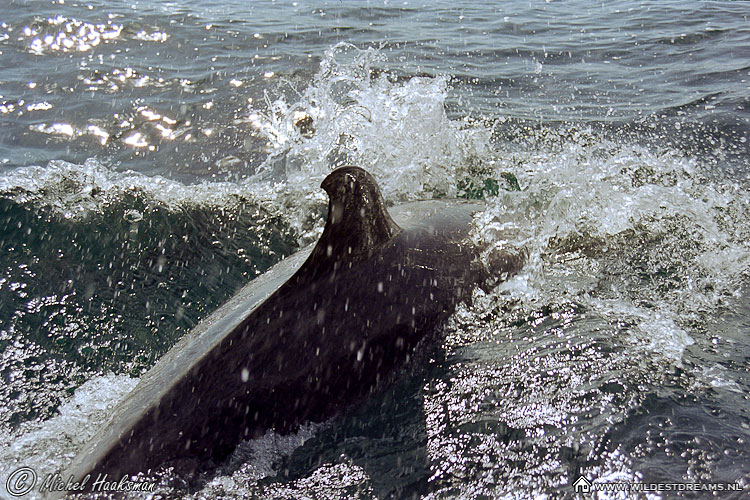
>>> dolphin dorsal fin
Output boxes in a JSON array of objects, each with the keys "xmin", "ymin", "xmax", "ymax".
[{"xmin": 306, "ymin": 166, "xmax": 400, "ymax": 275}]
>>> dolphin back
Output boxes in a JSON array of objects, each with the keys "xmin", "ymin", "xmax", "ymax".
[{"xmin": 60, "ymin": 168, "xmax": 506, "ymax": 491}]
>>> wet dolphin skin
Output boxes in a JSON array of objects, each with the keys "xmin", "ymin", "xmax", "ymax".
[{"xmin": 61, "ymin": 166, "xmax": 524, "ymax": 493}]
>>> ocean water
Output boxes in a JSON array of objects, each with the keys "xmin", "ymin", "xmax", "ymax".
[{"xmin": 1, "ymin": 0, "xmax": 749, "ymax": 498}]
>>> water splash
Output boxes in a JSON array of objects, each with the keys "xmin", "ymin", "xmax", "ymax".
[
  {"xmin": 471, "ymin": 130, "xmax": 749, "ymax": 352},
  {"xmin": 248, "ymin": 43, "xmax": 492, "ymax": 201},
  {"xmin": 426, "ymin": 126, "xmax": 750, "ymax": 496},
  {"xmin": 0, "ymin": 158, "xmax": 280, "ymax": 218},
  {"xmin": 0, "ymin": 374, "xmax": 138, "ymax": 500}
]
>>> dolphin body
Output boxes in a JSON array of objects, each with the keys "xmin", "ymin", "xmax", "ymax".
[{"xmin": 60, "ymin": 166, "xmax": 523, "ymax": 494}]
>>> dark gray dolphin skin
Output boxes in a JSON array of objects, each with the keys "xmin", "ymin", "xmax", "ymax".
[{"xmin": 59, "ymin": 166, "xmax": 523, "ymax": 495}]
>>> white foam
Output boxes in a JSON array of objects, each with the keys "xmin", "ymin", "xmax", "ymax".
[
  {"xmin": 0, "ymin": 374, "xmax": 138, "ymax": 500},
  {"xmin": 0, "ymin": 158, "xmax": 279, "ymax": 216},
  {"xmin": 185, "ymin": 422, "xmax": 333, "ymax": 499},
  {"xmin": 471, "ymin": 134, "xmax": 749, "ymax": 373},
  {"xmin": 248, "ymin": 42, "xmax": 492, "ymax": 202}
]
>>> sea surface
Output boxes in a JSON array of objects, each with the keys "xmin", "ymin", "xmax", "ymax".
[{"xmin": 1, "ymin": 0, "xmax": 749, "ymax": 498}]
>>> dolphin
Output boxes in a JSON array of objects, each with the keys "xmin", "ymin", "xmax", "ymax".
[{"xmin": 58, "ymin": 166, "xmax": 524, "ymax": 494}]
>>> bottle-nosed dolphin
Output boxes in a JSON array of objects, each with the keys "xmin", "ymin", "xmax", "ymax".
[{"xmin": 58, "ymin": 166, "xmax": 524, "ymax": 495}]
